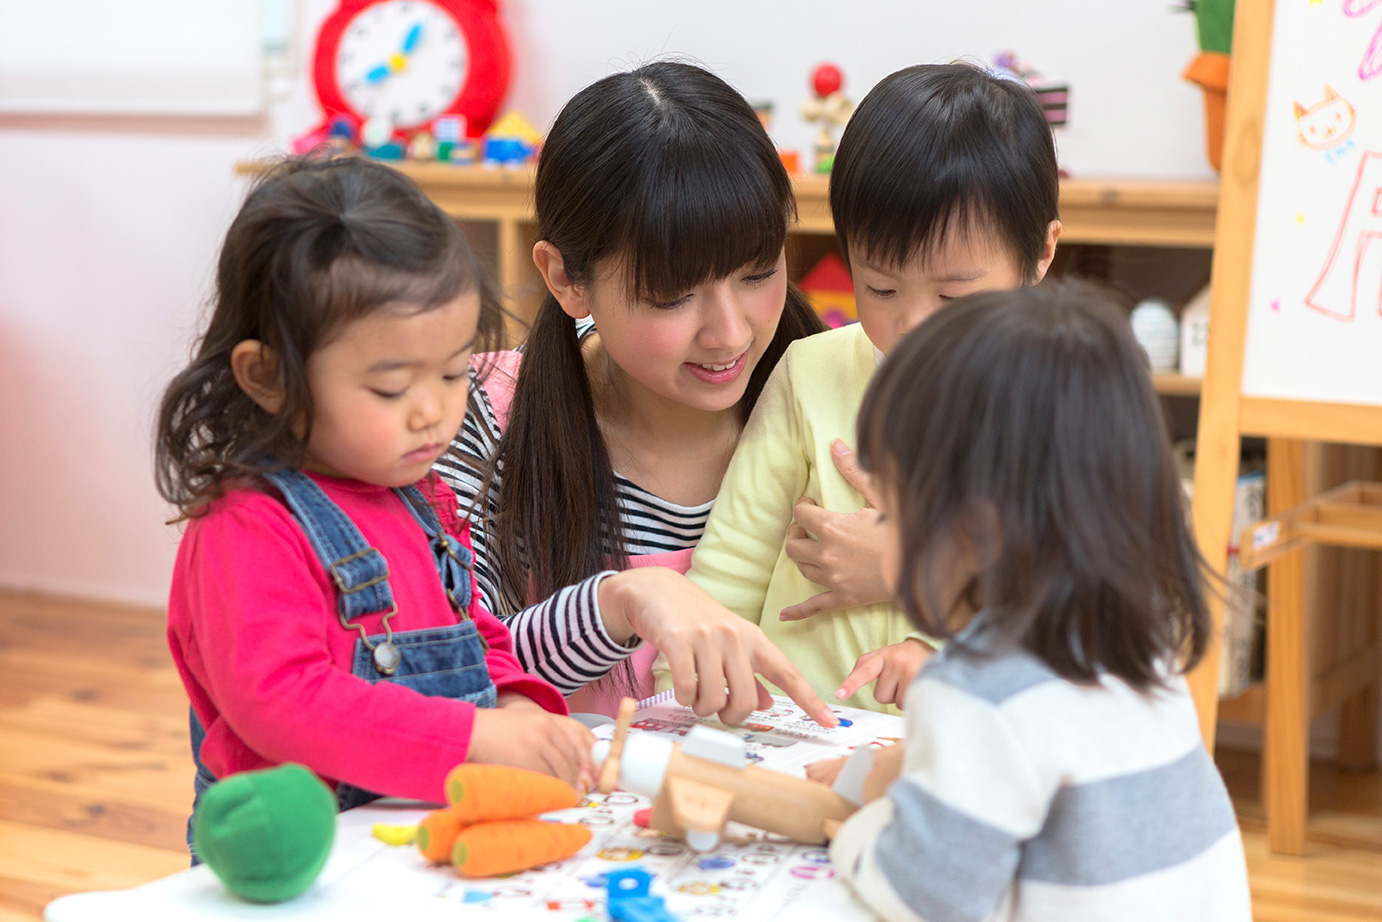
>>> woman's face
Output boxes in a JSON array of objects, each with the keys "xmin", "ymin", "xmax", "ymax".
[{"xmin": 578, "ymin": 251, "xmax": 789, "ymax": 414}]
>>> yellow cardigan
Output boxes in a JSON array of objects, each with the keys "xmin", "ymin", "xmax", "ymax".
[{"xmin": 658, "ymin": 324, "xmax": 913, "ymax": 714}]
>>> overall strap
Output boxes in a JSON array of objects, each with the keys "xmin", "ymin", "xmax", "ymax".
[
  {"xmin": 262, "ymin": 468, "xmax": 394, "ymax": 622},
  {"xmin": 393, "ymin": 484, "xmax": 474, "ymax": 614}
]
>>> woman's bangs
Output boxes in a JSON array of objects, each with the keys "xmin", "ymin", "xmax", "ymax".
[{"xmin": 620, "ymin": 146, "xmax": 789, "ymax": 301}]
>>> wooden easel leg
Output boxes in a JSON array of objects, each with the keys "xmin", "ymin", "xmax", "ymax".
[{"xmin": 1265, "ymin": 437, "xmax": 1310, "ymax": 855}]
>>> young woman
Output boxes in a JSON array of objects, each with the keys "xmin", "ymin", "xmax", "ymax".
[{"xmin": 435, "ymin": 61, "xmax": 836, "ymax": 726}]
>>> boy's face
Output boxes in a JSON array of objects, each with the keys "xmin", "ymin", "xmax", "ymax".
[{"xmin": 849, "ymin": 225, "xmax": 1047, "ymax": 356}]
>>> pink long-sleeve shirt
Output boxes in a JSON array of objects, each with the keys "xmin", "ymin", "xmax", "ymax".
[{"xmin": 167, "ymin": 472, "xmax": 566, "ymax": 804}]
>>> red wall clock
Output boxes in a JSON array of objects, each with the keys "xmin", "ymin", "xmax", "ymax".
[{"xmin": 311, "ymin": 0, "xmax": 511, "ymax": 138}]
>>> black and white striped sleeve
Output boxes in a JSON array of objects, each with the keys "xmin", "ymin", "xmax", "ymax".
[
  {"xmin": 501, "ymin": 572, "xmax": 640, "ymax": 695},
  {"xmin": 433, "ymin": 372, "xmax": 641, "ymax": 694}
]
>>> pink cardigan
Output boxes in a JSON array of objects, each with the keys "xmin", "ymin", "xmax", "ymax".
[{"xmin": 167, "ymin": 472, "xmax": 566, "ymax": 804}]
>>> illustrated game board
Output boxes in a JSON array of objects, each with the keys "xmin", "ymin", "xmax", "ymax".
[{"xmin": 45, "ymin": 696, "xmax": 904, "ymax": 922}]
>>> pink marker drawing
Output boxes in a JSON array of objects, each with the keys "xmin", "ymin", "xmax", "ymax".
[
  {"xmin": 1345, "ymin": 0, "xmax": 1382, "ymax": 81},
  {"xmin": 1305, "ymin": 151, "xmax": 1382, "ymax": 322}
]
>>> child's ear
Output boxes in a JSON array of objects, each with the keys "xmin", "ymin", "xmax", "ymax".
[
  {"xmin": 1032, "ymin": 220, "xmax": 1063, "ymax": 283},
  {"xmin": 533, "ymin": 240, "xmax": 592, "ymax": 320},
  {"xmin": 230, "ymin": 340, "xmax": 286, "ymax": 414}
]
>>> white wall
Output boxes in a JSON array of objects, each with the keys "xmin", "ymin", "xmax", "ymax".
[{"xmin": 0, "ymin": 0, "xmax": 1211, "ymax": 606}]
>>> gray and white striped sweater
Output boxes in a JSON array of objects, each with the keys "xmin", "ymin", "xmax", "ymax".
[{"xmin": 831, "ymin": 626, "xmax": 1252, "ymax": 922}]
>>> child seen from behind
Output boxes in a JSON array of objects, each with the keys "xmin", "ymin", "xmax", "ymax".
[
  {"xmin": 829, "ymin": 280, "xmax": 1251, "ymax": 922},
  {"xmin": 155, "ymin": 157, "xmax": 593, "ymax": 856},
  {"xmin": 679, "ymin": 63, "xmax": 1062, "ymax": 712}
]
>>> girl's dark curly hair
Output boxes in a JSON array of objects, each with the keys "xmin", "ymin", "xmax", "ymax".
[{"xmin": 155, "ymin": 155, "xmax": 503, "ymax": 519}]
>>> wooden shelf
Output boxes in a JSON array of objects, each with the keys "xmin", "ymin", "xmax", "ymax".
[
  {"xmin": 1153, "ymin": 372, "xmax": 1204, "ymax": 396},
  {"xmin": 236, "ymin": 160, "xmax": 1222, "ymax": 343}
]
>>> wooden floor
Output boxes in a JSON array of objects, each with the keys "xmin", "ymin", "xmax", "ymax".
[{"xmin": 2, "ymin": 590, "xmax": 1381, "ymax": 922}]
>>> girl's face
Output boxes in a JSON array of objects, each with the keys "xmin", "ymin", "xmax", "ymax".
[
  {"xmin": 301, "ymin": 291, "xmax": 479, "ymax": 487},
  {"xmin": 574, "ymin": 251, "xmax": 788, "ymax": 415},
  {"xmin": 850, "ymin": 220, "xmax": 1058, "ymax": 356}
]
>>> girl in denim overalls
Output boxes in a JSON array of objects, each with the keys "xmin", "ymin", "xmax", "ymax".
[{"xmin": 155, "ymin": 156, "xmax": 594, "ymax": 857}]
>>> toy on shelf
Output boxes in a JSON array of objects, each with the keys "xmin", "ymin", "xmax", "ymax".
[
  {"xmin": 754, "ymin": 97, "xmax": 801, "ymax": 173},
  {"xmin": 192, "ymin": 763, "xmax": 336, "ymax": 904},
  {"xmin": 361, "ymin": 114, "xmax": 405, "ymax": 160},
  {"xmin": 799, "ymin": 252, "xmax": 856, "ymax": 328},
  {"xmin": 433, "ymin": 114, "xmax": 477, "ymax": 163},
  {"xmin": 1130, "ymin": 297, "xmax": 1180, "ymax": 372},
  {"xmin": 801, "ymin": 63, "xmax": 853, "ymax": 173},
  {"xmin": 408, "ymin": 763, "xmax": 590, "ymax": 878},
  {"xmin": 591, "ymin": 698, "xmax": 860, "ymax": 852},
  {"xmin": 1177, "ymin": 0, "xmax": 1235, "ymax": 171},
  {"xmin": 991, "ymin": 51, "xmax": 1069, "ymax": 129},
  {"xmin": 482, "ymin": 109, "xmax": 543, "ymax": 165},
  {"xmin": 307, "ymin": 0, "xmax": 512, "ymax": 150}
]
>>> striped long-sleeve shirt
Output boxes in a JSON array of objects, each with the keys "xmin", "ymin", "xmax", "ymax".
[
  {"xmin": 433, "ymin": 359, "xmax": 713, "ymax": 695},
  {"xmin": 830, "ymin": 623, "xmax": 1252, "ymax": 922}
]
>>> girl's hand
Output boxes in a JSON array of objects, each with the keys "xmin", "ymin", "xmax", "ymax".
[
  {"xmin": 469, "ymin": 702, "xmax": 597, "ymax": 792},
  {"xmin": 779, "ymin": 440, "xmax": 891, "ymax": 621},
  {"xmin": 805, "ymin": 755, "xmax": 848, "ymax": 786},
  {"xmin": 598, "ymin": 567, "xmax": 838, "ymax": 729},
  {"xmin": 806, "ymin": 743, "xmax": 905, "ymax": 802},
  {"xmin": 835, "ymin": 638, "xmax": 933, "ymax": 708},
  {"xmin": 862, "ymin": 742, "xmax": 906, "ymax": 803}
]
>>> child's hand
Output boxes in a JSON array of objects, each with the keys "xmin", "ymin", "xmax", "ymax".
[
  {"xmin": 835, "ymin": 638, "xmax": 932, "ymax": 707},
  {"xmin": 805, "ymin": 756, "xmax": 848, "ymax": 786},
  {"xmin": 862, "ymin": 743, "xmax": 906, "ymax": 803},
  {"xmin": 469, "ymin": 701, "xmax": 597, "ymax": 793},
  {"xmin": 780, "ymin": 440, "xmax": 891, "ymax": 621},
  {"xmin": 598, "ymin": 567, "xmax": 838, "ymax": 729}
]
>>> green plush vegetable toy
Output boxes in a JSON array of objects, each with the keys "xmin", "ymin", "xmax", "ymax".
[{"xmin": 192, "ymin": 763, "xmax": 336, "ymax": 903}]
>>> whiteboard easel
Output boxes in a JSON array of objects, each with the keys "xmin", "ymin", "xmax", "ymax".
[{"xmin": 1188, "ymin": 0, "xmax": 1382, "ymax": 855}]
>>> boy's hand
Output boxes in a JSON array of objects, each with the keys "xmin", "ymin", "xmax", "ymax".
[
  {"xmin": 780, "ymin": 440, "xmax": 891, "ymax": 621},
  {"xmin": 835, "ymin": 638, "xmax": 932, "ymax": 707},
  {"xmin": 469, "ymin": 702, "xmax": 596, "ymax": 793}
]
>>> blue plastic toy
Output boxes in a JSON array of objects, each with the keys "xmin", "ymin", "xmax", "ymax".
[{"xmin": 605, "ymin": 868, "xmax": 678, "ymax": 922}]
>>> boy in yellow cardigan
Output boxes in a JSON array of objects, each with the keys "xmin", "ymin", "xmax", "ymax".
[{"xmin": 662, "ymin": 63, "xmax": 1061, "ymax": 712}]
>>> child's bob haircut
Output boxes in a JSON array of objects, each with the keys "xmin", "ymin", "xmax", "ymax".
[
  {"xmin": 155, "ymin": 155, "xmax": 504, "ymax": 518},
  {"xmin": 830, "ymin": 62, "xmax": 1059, "ymax": 282},
  {"xmin": 856, "ymin": 280, "xmax": 1213, "ymax": 692}
]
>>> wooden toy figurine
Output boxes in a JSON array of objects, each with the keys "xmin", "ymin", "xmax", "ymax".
[
  {"xmin": 801, "ymin": 63, "xmax": 853, "ymax": 173},
  {"xmin": 592, "ymin": 698, "xmax": 860, "ymax": 851}
]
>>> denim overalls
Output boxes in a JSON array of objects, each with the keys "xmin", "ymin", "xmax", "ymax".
[{"xmin": 187, "ymin": 469, "xmax": 496, "ymax": 856}]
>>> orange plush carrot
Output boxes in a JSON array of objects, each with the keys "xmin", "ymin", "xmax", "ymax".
[
  {"xmin": 443, "ymin": 765, "xmax": 580, "ymax": 822},
  {"xmin": 415, "ymin": 807, "xmax": 467, "ymax": 864},
  {"xmin": 449, "ymin": 819, "xmax": 591, "ymax": 878}
]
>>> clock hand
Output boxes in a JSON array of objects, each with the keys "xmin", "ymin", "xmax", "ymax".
[{"xmin": 364, "ymin": 23, "xmax": 424, "ymax": 86}]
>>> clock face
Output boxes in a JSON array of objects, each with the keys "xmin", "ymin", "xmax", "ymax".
[{"xmin": 336, "ymin": 0, "xmax": 469, "ymax": 129}]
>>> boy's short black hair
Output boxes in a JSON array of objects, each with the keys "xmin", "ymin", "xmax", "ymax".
[
  {"xmin": 856, "ymin": 280, "xmax": 1213, "ymax": 692},
  {"xmin": 830, "ymin": 62, "xmax": 1059, "ymax": 281}
]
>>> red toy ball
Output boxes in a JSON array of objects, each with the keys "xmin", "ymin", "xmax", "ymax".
[{"xmin": 811, "ymin": 63, "xmax": 844, "ymax": 98}]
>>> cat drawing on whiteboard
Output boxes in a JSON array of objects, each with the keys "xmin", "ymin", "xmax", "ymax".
[{"xmin": 1295, "ymin": 86, "xmax": 1355, "ymax": 151}]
